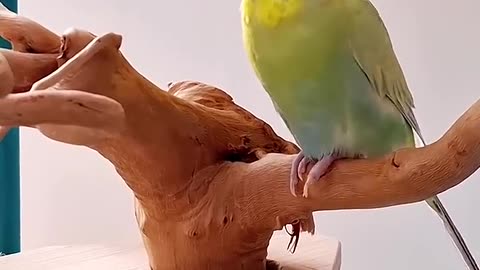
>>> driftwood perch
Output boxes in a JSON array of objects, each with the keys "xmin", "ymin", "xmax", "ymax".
[{"xmin": 1, "ymin": 5, "xmax": 479, "ymax": 270}]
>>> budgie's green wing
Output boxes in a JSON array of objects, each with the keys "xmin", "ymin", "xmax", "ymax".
[
  {"xmin": 349, "ymin": 0, "xmax": 424, "ymax": 144},
  {"xmin": 350, "ymin": 3, "xmax": 480, "ymax": 268}
]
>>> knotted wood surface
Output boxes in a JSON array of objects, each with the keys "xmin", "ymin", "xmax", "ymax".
[{"xmin": 1, "ymin": 4, "xmax": 479, "ymax": 269}]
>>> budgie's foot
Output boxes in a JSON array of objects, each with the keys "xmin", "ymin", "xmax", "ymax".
[
  {"xmin": 290, "ymin": 152, "xmax": 304, "ymax": 196},
  {"xmin": 289, "ymin": 151, "xmax": 316, "ymax": 197},
  {"xmin": 302, "ymin": 154, "xmax": 338, "ymax": 198}
]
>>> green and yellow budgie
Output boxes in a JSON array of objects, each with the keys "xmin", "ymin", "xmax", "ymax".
[{"xmin": 240, "ymin": 0, "xmax": 478, "ymax": 268}]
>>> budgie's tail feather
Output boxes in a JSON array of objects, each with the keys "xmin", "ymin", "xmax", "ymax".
[
  {"xmin": 425, "ymin": 196, "xmax": 479, "ymax": 270},
  {"xmin": 415, "ymin": 133, "xmax": 478, "ymax": 269}
]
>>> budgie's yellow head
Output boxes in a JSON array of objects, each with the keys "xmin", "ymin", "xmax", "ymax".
[{"xmin": 241, "ymin": 0, "xmax": 305, "ymax": 28}]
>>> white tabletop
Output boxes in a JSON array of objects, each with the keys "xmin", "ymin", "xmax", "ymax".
[{"xmin": 0, "ymin": 232, "xmax": 341, "ymax": 270}]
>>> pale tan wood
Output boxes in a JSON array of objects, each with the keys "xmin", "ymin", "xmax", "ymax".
[
  {"xmin": 268, "ymin": 233, "xmax": 341, "ymax": 270},
  {"xmin": 0, "ymin": 233, "xmax": 341, "ymax": 270},
  {"xmin": 0, "ymin": 3, "xmax": 479, "ymax": 269}
]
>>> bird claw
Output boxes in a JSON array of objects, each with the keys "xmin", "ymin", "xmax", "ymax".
[
  {"xmin": 297, "ymin": 155, "xmax": 314, "ymax": 181},
  {"xmin": 302, "ymin": 155, "xmax": 336, "ymax": 198},
  {"xmin": 289, "ymin": 152, "xmax": 304, "ymax": 197},
  {"xmin": 290, "ymin": 152, "xmax": 338, "ymax": 198}
]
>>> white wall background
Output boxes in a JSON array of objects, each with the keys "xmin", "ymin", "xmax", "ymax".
[{"xmin": 17, "ymin": 1, "xmax": 480, "ymax": 269}]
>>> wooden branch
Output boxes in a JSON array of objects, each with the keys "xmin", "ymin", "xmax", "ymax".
[
  {"xmin": 222, "ymin": 98, "xmax": 480, "ymax": 228},
  {"xmin": 1, "ymin": 8, "xmax": 478, "ymax": 270},
  {"xmin": 0, "ymin": 90, "xmax": 126, "ymax": 143},
  {"xmin": 0, "ymin": 49, "xmax": 60, "ymax": 93},
  {"xmin": 0, "ymin": 50, "xmax": 59, "ymax": 140},
  {"xmin": 0, "ymin": 1, "xmax": 60, "ymax": 53},
  {"xmin": 0, "ymin": 52, "xmax": 13, "ymax": 97},
  {"xmin": 0, "ymin": 3, "xmax": 61, "ymax": 138}
]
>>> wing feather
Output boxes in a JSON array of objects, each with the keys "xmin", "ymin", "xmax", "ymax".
[{"xmin": 349, "ymin": 0, "xmax": 425, "ymax": 145}]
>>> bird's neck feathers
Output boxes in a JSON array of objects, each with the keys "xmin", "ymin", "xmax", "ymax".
[{"xmin": 241, "ymin": 0, "xmax": 305, "ymax": 28}]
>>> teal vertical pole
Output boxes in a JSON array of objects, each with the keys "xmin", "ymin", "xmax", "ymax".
[{"xmin": 0, "ymin": 0, "xmax": 20, "ymax": 256}]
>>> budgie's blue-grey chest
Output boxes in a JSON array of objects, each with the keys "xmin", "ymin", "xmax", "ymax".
[{"xmin": 244, "ymin": 4, "xmax": 414, "ymax": 159}]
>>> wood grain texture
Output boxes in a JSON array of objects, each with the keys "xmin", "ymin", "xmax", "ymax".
[{"xmin": 0, "ymin": 4, "xmax": 478, "ymax": 269}]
